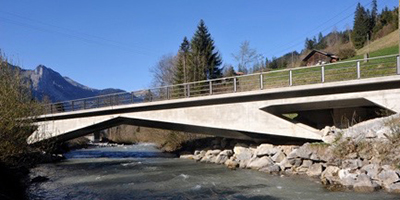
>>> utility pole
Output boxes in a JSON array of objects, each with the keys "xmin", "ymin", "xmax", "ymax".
[{"xmin": 292, "ymin": 51, "xmax": 294, "ymax": 68}]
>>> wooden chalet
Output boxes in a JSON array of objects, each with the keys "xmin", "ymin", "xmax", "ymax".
[{"xmin": 302, "ymin": 50, "xmax": 339, "ymax": 66}]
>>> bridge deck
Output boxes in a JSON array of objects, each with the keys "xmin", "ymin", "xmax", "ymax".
[{"xmin": 45, "ymin": 54, "xmax": 400, "ymax": 115}]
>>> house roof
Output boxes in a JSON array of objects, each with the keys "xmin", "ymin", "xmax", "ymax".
[{"xmin": 302, "ymin": 49, "xmax": 339, "ymax": 61}]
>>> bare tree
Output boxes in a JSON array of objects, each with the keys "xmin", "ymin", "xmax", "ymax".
[
  {"xmin": 150, "ymin": 54, "xmax": 177, "ymax": 87},
  {"xmin": 232, "ymin": 41, "xmax": 258, "ymax": 74}
]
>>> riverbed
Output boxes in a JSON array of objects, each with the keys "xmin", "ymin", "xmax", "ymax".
[{"xmin": 28, "ymin": 143, "xmax": 399, "ymax": 199}]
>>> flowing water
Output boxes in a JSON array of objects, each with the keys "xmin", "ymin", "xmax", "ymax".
[{"xmin": 28, "ymin": 143, "xmax": 399, "ymax": 200}]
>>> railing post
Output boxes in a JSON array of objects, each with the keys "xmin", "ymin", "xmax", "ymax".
[
  {"xmin": 357, "ymin": 60, "xmax": 361, "ymax": 79},
  {"xmin": 97, "ymin": 97, "xmax": 100, "ymax": 108},
  {"xmin": 109, "ymin": 95, "xmax": 112, "ymax": 106},
  {"xmin": 397, "ymin": 55, "xmax": 400, "ymax": 75},
  {"xmin": 50, "ymin": 104, "xmax": 53, "ymax": 114},
  {"xmin": 209, "ymin": 81, "xmax": 213, "ymax": 95},
  {"xmin": 187, "ymin": 84, "xmax": 190, "ymax": 97},
  {"xmin": 131, "ymin": 92, "xmax": 135, "ymax": 103},
  {"xmin": 71, "ymin": 101, "xmax": 74, "ymax": 111},
  {"xmin": 289, "ymin": 70, "xmax": 293, "ymax": 86},
  {"xmin": 260, "ymin": 74, "xmax": 263, "ymax": 90},
  {"xmin": 233, "ymin": 77, "xmax": 237, "ymax": 92},
  {"xmin": 83, "ymin": 100, "xmax": 86, "ymax": 109},
  {"xmin": 166, "ymin": 87, "xmax": 170, "ymax": 100},
  {"xmin": 321, "ymin": 64, "xmax": 325, "ymax": 83}
]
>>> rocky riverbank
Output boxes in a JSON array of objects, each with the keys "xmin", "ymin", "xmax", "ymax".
[{"xmin": 180, "ymin": 114, "xmax": 400, "ymax": 193}]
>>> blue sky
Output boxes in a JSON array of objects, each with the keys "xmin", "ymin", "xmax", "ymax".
[{"xmin": 0, "ymin": 0, "xmax": 397, "ymax": 91}]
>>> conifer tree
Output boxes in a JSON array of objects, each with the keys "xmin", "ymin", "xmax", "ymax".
[
  {"xmin": 174, "ymin": 37, "xmax": 190, "ymax": 84},
  {"xmin": 189, "ymin": 20, "xmax": 222, "ymax": 81},
  {"xmin": 371, "ymin": 0, "xmax": 378, "ymax": 28},
  {"xmin": 352, "ymin": 3, "xmax": 370, "ymax": 49}
]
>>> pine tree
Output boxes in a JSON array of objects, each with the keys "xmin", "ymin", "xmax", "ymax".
[
  {"xmin": 352, "ymin": 3, "xmax": 370, "ymax": 49},
  {"xmin": 189, "ymin": 20, "xmax": 222, "ymax": 81},
  {"xmin": 316, "ymin": 32, "xmax": 327, "ymax": 49},
  {"xmin": 305, "ymin": 37, "xmax": 316, "ymax": 50},
  {"xmin": 174, "ymin": 37, "xmax": 190, "ymax": 84},
  {"xmin": 371, "ymin": 0, "xmax": 378, "ymax": 28}
]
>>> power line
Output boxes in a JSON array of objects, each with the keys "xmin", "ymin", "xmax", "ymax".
[{"xmin": 0, "ymin": 10, "xmax": 158, "ymax": 56}]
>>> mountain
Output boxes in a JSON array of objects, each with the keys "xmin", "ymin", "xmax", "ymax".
[{"xmin": 20, "ymin": 65, "xmax": 125, "ymax": 102}]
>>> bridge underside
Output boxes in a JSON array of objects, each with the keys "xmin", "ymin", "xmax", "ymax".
[{"xmin": 28, "ymin": 76, "xmax": 400, "ymax": 144}]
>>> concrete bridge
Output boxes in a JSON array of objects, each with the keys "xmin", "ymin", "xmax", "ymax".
[{"xmin": 28, "ymin": 55, "xmax": 400, "ymax": 144}]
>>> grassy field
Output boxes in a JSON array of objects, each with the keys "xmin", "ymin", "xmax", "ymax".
[
  {"xmin": 347, "ymin": 45, "xmax": 399, "ymax": 61},
  {"xmin": 357, "ymin": 29, "xmax": 399, "ymax": 56}
]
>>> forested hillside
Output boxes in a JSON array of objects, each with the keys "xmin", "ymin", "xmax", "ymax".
[{"xmin": 151, "ymin": 0, "xmax": 399, "ymax": 86}]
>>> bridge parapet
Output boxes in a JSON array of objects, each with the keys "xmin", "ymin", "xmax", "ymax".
[{"xmin": 46, "ymin": 54, "xmax": 400, "ymax": 114}]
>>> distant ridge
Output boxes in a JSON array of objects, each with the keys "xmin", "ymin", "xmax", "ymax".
[{"xmin": 19, "ymin": 65, "xmax": 124, "ymax": 102}]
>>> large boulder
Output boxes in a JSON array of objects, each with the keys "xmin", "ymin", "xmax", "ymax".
[
  {"xmin": 271, "ymin": 150, "xmax": 286, "ymax": 163},
  {"xmin": 180, "ymin": 154, "xmax": 195, "ymax": 160},
  {"xmin": 247, "ymin": 156, "xmax": 274, "ymax": 170},
  {"xmin": 206, "ymin": 149, "xmax": 221, "ymax": 156},
  {"xmin": 353, "ymin": 174, "xmax": 380, "ymax": 192},
  {"xmin": 286, "ymin": 149, "xmax": 298, "ymax": 160},
  {"xmin": 278, "ymin": 145, "xmax": 298, "ymax": 156},
  {"xmin": 321, "ymin": 166, "xmax": 341, "ymax": 186},
  {"xmin": 215, "ymin": 150, "xmax": 233, "ymax": 164},
  {"xmin": 321, "ymin": 126, "xmax": 340, "ymax": 144},
  {"xmin": 260, "ymin": 164, "xmax": 281, "ymax": 174},
  {"xmin": 256, "ymin": 144, "xmax": 279, "ymax": 157},
  {"xmin": 361, "ymin": 164, "xmax": 380, "ymax": 180},
  {"xmin": 278, "ymin": 158, "xmax": 293, "ymax": 171},
  {"xmin": 387, "ymin": 182, "xmax": 400, "ymax": 193},
  {"xmin": 296, "ymin": 143, "xmax": 313, "ymax": 159},
  {"xmin": 307, "ymin": 163, "xmax": 323, "ymax": 177},
  {"xmin": 225, "ymin": 158, "xmax": 239, "ymax": 170},
  {"xmin": 378, "ymin": 169, "xmax": 400, "ymax": 189},
  {"xmin": 342, "ymin": 159, "xmax": 363, "ymax": 170},
  {"xmin": 338, "ymin": 169, "xmax": 358, "ymax": 188},
  {"xmin": 234, "ymin": 145, "xmax": 252, "ymax": 161}
]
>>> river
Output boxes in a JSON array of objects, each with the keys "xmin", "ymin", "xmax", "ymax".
[{"xmin": 28, "ymin": 143, "xmax": 399, "ymax": 199}]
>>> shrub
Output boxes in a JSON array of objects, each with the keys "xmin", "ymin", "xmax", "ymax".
[
  {"xmin": 338, "ymin": 47, "xmax": 356, "ymax": 60},
  {"xmin": 0, "ymin": 53, "xmax": 43, "ymax": 167}
]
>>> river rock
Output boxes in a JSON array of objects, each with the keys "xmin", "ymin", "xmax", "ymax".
[
  {"xmin": 321, "ymin": 166, "xmax": 341, "ymax": 185},
  {"xmin": 206, "ymin": 149, "xmax": 221, "ymax": 156},
  {"xmin": 215, "ymin": 150, "xmax": 233, "ymax": 164},
  {"xmin": 180, "ymin": 154, "xmax": 195, "ymax": 160},
  {"xmin": 256, "ymin": 144, "xmax": 278, "ymax": 157},
  {"xmin": 247, "ymin": 156, "xmax": 273, "ymax": 170},
  {"xmin": 286, "ymin": 149, "xmax": 298, "ymax": 160},
  {"xmin": 294, "ymin": 158, "xmax": 302, "ymax": 167},
  {"xmin": 321, "ymin": 126, "xmax": 339, "ymax": 144},
  {"xmin": 301, "ymin": 160, "xmax": 313, "ymax": 168},
  {"xmin": 260, "ymin": 164, "xmax": 280, "ymax": 174},
  {"xmin": 296, "ymin": 144, "xmax": 312, "ymax": 159},
  {"xmin": 307, "ymin": 163, "xmax": 323, "ymax": 177},
  {"xmin": 377, "ymin": 169, "xmax": 400, "ymax": 189},
  {"xmin": 193, "ymin": 155, "xmax": 202, "ymax": 161},
  {"xmin": 225, "ymin": 158, "xmax": 239, "ymax": 170},
  {"xmin": 271, "ymin": 150, "xmax": 285, "ymax": 163},
  {"xmin": 354, "ymin": 174, "xmax": 380, "ymax": 192},
  {"xmin": 278, "ymin": 158, "xmax": 293, "ymax": 171},
  {"xmin": 342, "ymin": 159, "xmax": 363, "ymax": 170},
  {"xmin": 361, "ymin": 164, "xmax": 380, "ymax": 180},
  {"xmin": 234, "ymin": 145, "xmax": 252, "ymax": 161},
  {"xmin": 387, "ymin": 182, "xmax": 400, "ymax": 193}
]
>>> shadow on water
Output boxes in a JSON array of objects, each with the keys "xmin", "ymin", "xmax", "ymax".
[{"xmin": 64, "ymin": 149, "xmax": 176, "ymax": 159}]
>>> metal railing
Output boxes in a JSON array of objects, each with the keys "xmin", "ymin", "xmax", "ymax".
[{"xmin": 46, "ymin": 54, "xmax": 400, "ymax": 114}]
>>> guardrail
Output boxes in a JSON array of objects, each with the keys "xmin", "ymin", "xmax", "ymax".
[{"xmin": 46, "ymin": 54, "xmax": 400, "ymax": 114}]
